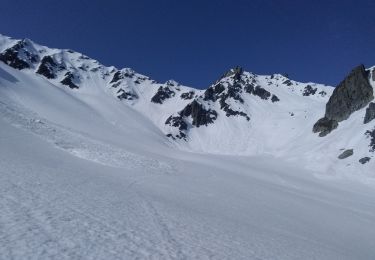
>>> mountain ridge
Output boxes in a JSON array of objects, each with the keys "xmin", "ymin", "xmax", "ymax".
[{"xmin": 0, "ymin": 33, "xmax": 374, "ymax": 178}]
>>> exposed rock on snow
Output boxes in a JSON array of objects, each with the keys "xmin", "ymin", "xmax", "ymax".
[
  {"xmin": 165, "ymin": 79, "xmax": 180, "ymax": 87},
  {"xmin": 60, "ymin": 71, "xmax": 79, "ymax": 89},
  {"xmin": 203, "ymin": 83, "xmax": 225, "ymax": 102},
  {"xmin": 180, "ymin": 100, "xmax": 217, "ymax": 127},
  {"xmin": 36, "ymin": 55, "xmax": 59, "ymax": 79},
  {"xmin": 180, "ymin": 91, "xmax": 195, "ymax": 100},
  {"xmin": 364, "ymin": 102, "xmax": 375, "ymax": 124},
  {"xmin": 0, "ymin": 39, "xmax": 38, "ymax": 70},
  {"xmin": 366, "ymin": 128, "xmax": 375, "ymax": 152},
  {"xmin": 338, "ymin": 149, "xmax": 354, "ymax": 159},
  {"xmin": 151, "ymin": 86, "xmax": 176, "ymax": 104},
  {"xmin": 359, "ymin": 157, "xmax": 371, "ymax": 164},
  {"xmin": 303, "ymin": 85, "xmax": 317, "ymax": 96},
  {"xmin": 314, "ymin": 65, "xmax": 373, "ymax": 136},
  {"xmin": 116, "ymin": 89, "xmax": 138, "ymax": 100},
  {"xmin": 312, "ymin": 117, "xmax": 338, "ymax": 137}
]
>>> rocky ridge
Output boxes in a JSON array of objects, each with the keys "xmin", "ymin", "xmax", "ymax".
[{"xmin": 0, "ymin": 33, "xmax": 374, "ymax": 168}]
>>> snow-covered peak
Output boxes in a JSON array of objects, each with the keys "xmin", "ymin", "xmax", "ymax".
[
  {"xmin": 165, "ymin": 79, "xmax": 180, "ymax": 86},
  {"xmin": 0, "ymin": 33, "xmax": 374, "ymax": 176}
]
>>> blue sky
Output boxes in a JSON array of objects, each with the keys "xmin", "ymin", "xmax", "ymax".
[{"xmin": 1, "ymin": 0, "xmax": 374, "ymax": 88}]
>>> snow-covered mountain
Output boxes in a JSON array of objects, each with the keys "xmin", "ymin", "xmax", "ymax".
[
  {"xmin": 1, "ymin": 34, "xmax": 375, "ymax": 259},
  {"xmin": 0, "ymin": 33, "xmax": 374, "ymax": 178}
]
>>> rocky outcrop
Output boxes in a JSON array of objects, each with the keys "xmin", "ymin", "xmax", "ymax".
[
  {"xmin": 180, "ymin": 91, "xmax": 195, "ymax": 100},
  {"xmin": 110, "ymin": 69, "xmax": 135, "ymax": 84},
  {"xmin": 271, "ymin": 95, "xmax": 280, "ymax": 102},
  {"xmin": 165, "ymin": 100, "xmax": 218, "ymax": 139},
  {"xmin": 366, "ymin": 128, "xmax": 375, "ymax": 152},
  {"xmin": 359, "ymin": 157, "xmax": 371, "ymax": 164},
  {"xmin": 303, "ymin": 85, "xmax": 317, "ymax": 96},
  {"xmin": 313, "ymin": 65, "xmax": 374, "ymax": 136},
  {"xmin": 245, "ymin": 84, "xmax": 277, "ymax": 101},
  {"xmin": 165, "ymin": 115, "xmax": 188, "ymax": 140},
  {"xmin": 338, "ymin": 149, "xmax": 353, "ymax": 159},
  {"xmin": 203, "ymin": 83, "xmax": 225, "ymax": 102},
  {"xmin": 151, "ymin": 86, "xmax": 175, "ymax": 104},
  {"xmin": 219, "ymin": 66, "xmax": 243, "ymax": 81},
  {"xmin": 165, "ymin": 80, "xmax": 180, "ymax": 87},
  {"xmin": 325, "ymin": 65, "xmax": 373, "ymax": 121},
  {"xmin": 283, "ymin": 79, "xmax": 293, "ymax": 86},
  {"xmin": 180, "ymin": 100, "xmax": 217, "ymax": 127},
  {"xmin": 0, "ymin": 40, "xmax": 38, "ymax": 70},
  {"xmin": 116, "ymin": 89, "xmax": 137, "ymax": 100},
  {"xmin": 36, "ymin": 56, "xmax": 59, "ymax": 79},
  {"xmin": 319, "ymin": 90, "xmax": 327, "ymax": 97},
  {"xmin": 60, "ymin": 72, "xmax": 79, "ymax": 89},
  {"xmin": 364, "ymin": 102, "xmax": 375, "ymax": 124},
  {"xmin": 110, "ymin": 71, "xmax": 124, "ymax": 83},
  {"xmin": 219, "ymin": 98, "xmax": 250, "ymax": 121},
  {"xmin": 312, "ymin": 117, "xmax": 339, "ymax": 137}
]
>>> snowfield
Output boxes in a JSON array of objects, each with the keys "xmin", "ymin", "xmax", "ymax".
[{"xmin": 1, "ymin": 35, "xmax": 375, "ymax": 259}]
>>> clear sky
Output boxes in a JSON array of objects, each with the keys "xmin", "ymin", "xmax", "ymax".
[{"xmin": 1, "ymin": 0, "xmax": 374, "ymax": 88}]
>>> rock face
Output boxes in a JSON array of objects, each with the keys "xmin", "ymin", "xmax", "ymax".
[
  {"xmin": 313, "ymin": 65, "xmax": 374, "ymax": 136},
  {"xmin": 60, "ymin": 72, "xmax": 79, "ymax": 89},
  {"xmin": 165, "ymin": 100, "xmax": 218, "ymax": 139},
  {"xmin": 180, "ymin": 100, "xmax": 217, "ymax": 127},
  {"xmin": 364, "ymin": 102, "xmax": 375, "ymax": 124},
  {"xmin": 203, "ymin": 83, "xmax": 225, "ymax": 102},
  {"xmin": 338, "ymin": 149, "xmax": 353, "ymax": 159},
  {"xmin": 36, "ymin": 56, "xmax": 59, "ymax": 79},
  {"xmin": 325, "ymin": 65, "xmax": 373, "ymax": 121}
]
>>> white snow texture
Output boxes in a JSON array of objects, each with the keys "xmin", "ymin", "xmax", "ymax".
[{"xmin": 0, "ymin": 34, "xmax": 375, "ymax": 259}]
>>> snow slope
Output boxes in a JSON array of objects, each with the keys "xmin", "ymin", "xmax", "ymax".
[{"xmin": 1, "ymin": 34, "xmax": 375, "ymax": 259}]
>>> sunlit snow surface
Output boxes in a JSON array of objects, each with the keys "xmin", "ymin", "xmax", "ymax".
[{"xmin": 1, "ymin": 41, "xmax": 375, "ymax": 259}]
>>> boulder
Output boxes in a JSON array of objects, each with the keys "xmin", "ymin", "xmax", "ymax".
[
  {"xmin": 359, "ymin": 157, "xmax": 371, "ymax": 164},
  {"xmin": 313, "ymin": 117, "xmax": 338, "ymax": 137},
  {"xmin": 338, "ymin": 149, "xmax": 353, "ymax": 159}
]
